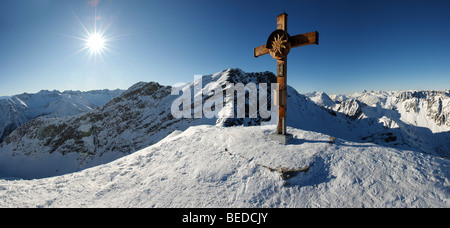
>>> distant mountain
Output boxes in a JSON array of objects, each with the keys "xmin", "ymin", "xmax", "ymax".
[
  {"xmin": 0, "ymin": 89, "xmax": 123, "ymax": 143},
  {"xmin": 306, "ymin": 89, "xmax": 450, "ymax": 157},
  {"xmin": 305, "ymin": 91, "xmax": 335, "ymax": 108},
  {"xmin": 307, "ymin": 90, "xmax": 450, "ymax": 132}
]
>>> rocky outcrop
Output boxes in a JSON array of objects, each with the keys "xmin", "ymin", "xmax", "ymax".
[
  {"xmin": 0, "ymin": 89, "xmax": 123, "ymax": 143},
  {"xmin": 334, "ymin": 99, "xmax": 364, "ymax": 120}
]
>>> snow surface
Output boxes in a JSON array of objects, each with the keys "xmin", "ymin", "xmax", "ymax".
[{"xmin": 0, "ymin": 125, "xmax": 448, "ymax": 208}]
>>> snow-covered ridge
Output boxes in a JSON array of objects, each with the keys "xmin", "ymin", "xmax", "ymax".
[
  {"xmin": 1, "ymin": 69, "xmax": 449, "ymax": 180},
  {"xmin": 0, "ymin": 125, "xmax": 448, "ymax": 207},
  {"xmin": 306, "ymin": 89, "xmax": 450, "ymax": 132},
  {"xmin": 0, "ymin": 89, "xmax": 124, "ymax": 143},
  {"xmin": 307, "ymin": 90, "xmax": 450, "ymax": 157}
]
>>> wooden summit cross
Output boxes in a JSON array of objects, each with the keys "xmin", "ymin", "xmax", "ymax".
[{"xmin": 254, "ymin": 13, "xmax": 318, "ymax": 144}]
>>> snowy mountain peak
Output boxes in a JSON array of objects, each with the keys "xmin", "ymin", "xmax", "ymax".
[{"xmin": 305, "ymin": 91, "xmax": 335, "ymax": 108}]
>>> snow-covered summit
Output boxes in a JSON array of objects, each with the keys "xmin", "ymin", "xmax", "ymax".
[
  {"xmin": 0, "ymin": 125, "xmax": 448, "ymax": 207},
  {"xmin": 305, "ymin": 91, "xmax": 335, "ymax": 108}
]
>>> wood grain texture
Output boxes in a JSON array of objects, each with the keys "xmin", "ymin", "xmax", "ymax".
[
  {"xmin": 254, "ymin": 44, "xmax": 270, "ymax": 58},
  {"xmin": 290, "ymin": 31, "xmax": 319, "ymax": 48}
]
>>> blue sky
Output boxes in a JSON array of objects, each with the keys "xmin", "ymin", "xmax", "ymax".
[{"xmin": 0, "ymin": 0, "xmax": 449, "ymax": 96}]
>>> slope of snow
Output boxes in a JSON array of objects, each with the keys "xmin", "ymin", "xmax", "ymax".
[{"xmin": 0, "ymin": 125, "xmax": 448, "ymax": 208}]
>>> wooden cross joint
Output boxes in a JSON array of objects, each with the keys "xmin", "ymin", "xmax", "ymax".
[
  {"xmin": 254, "ymin": 23, "xmax": 318, "ymax": 58},
  {"xmin": 253, "ymin": 13, "xmax": 319, "ymax": 137}
]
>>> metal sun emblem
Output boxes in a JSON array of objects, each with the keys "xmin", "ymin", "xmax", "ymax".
[{"xmin": 271, "ymin": 34, "xmax": 288, "ymax": 55}]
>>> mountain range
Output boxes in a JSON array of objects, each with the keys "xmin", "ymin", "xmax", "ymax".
[
  {"xmin": 0, "ymin": 68, "xmax": 448, "ymax": 207},
  {"xmin": 0, "ymin": 69, "xmax": 274, "ymax": 178},
  {"xmin": 0, "ymin": 89, "xmax": 124, "ymax": 144},
  {"xmin": 0, "ymin": 69, "xmax": 449, "ymax": 180},
  {"xmin": 306, "ymin": 90, "xmax": 450, "ymax": 157}
]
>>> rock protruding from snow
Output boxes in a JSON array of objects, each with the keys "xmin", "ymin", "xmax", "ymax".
[{"xmin": 334, "ymin": 99, "xmax": 365, "ymax": 120}]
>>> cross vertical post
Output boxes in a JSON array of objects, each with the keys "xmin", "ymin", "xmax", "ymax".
[
  {"xmin": 277, "ymin": 58, "xmax": 287, "ymax": 135},
  {"xmin": 253, "ymin": 13, "xmax": 319, "ymax": 144},
  {"xmin": 276, "ymin": 13, "xmax": 288, "ymax": 135}
]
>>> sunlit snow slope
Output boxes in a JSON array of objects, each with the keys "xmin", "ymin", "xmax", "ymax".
[{"xmin": 0, "ymin": 125, "xmax": 448, "ymax": 207}]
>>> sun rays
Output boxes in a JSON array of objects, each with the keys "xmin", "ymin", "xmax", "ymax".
[{"xmin": 67, "ymin": 8, "xmax": 121, "ymax": 67}]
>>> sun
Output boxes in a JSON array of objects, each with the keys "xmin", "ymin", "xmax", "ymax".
[
  {"xmin": 76, "ymin": 28, "xmax": 113, "ymax": 64},
  {"xmin": 86, "ymin": 32, "xmax": 106, "ymax": 54},
  {"xmin": 67, "ymin": 14, "xmax": 120, "ymax": 65},
  {"xmin": 63, "ymin": 1, "xmax": 125, "ymax": 67}
]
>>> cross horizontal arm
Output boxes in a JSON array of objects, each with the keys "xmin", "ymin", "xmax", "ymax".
[
  {"xmin": 291, "ymin": 31, "xmax": 319, "ymax": 48},
  {"xmin": 254, "ymin": 44, "xmax": 270, "ymax": 58}
]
